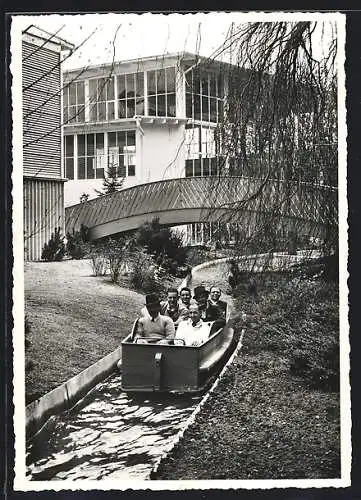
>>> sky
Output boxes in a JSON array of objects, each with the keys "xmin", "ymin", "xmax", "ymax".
[{"xmin": 12, "ymin": 12, "xmax": 339, "ymax": 71}]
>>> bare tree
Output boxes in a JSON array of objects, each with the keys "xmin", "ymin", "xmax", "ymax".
[{"xmin": 199, "ymin": 21, "xmax": 338, "ymax": 277}]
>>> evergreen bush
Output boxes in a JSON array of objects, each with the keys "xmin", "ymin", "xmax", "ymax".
[
  {"xmin": 136, "ymin": 218, "xmax": 187, "ymax": 275},
  {"xmin": 66, "ymin": 224, "xmax": 89, "ymax": 260},
  {"xmin": 41, "ymin": 227, "xmax": 65, "ymax": 261}
]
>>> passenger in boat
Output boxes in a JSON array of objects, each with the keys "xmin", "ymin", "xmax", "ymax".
[
  {"xmin": 140, "ymin": 288, "xmax": 189, "ymax": 327},
  {"xmin": 193, "ymin": 285, "xmax": 219, "ymax": 321},
  {"xmin": 179, "ymin": 287, "xmax": 192, "ymax": 308},
  {"xmin": 208, "ymin": 286, "xmax": 227, "ymax": 319},
  {"xmin": 175, "ymin": 303, "xmax": 210, "ymax": 347},
  {"xmin": 135, "ymin": 293, "xmax": 175, "ymax": 343},
  {"xmin": 161, "ymin": 287, "xmax": 189, "ymax": 326}
]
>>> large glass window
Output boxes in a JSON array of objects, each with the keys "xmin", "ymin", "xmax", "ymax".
[
  {"xmin": 186, "ymin": 221, "xmax": 240, "ymax": 246},
  {"xmin": 117, "ymin": 72, "xmax": 144, "ymax": 118},
  {"xmin": 107, "ymin": 131, "xmax": 136, "ymax": 177},
  {"xmin": 77, "ymin": 133, "xmax": 105, "ymax": 179},
  {"xmin": 63, "ymin": 81, "xmax": 85, "ymax": 124},
  {"xmin": 185, "ymin": 125, "xmax": 219, "ymax": 177},
  {"xmin": 147, "ymin": 67, "xmax": 176, "ymax": 117},
  {"xmin": 89, "ymin": 77, "xmax": 115, "ymax": 122},
  {"xmin": 185, "ymin": 69, "xmax": 224, "ymax": 123},
  {"xmin": 64, "ymin": 135, "xmax": 74, "ymax": 179}
]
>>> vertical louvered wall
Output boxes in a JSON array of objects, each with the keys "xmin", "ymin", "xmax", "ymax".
[
  {"xmin": 22, "ymin": 41, "xmax": 62, "ymax": 178},
  {"xmin": 23, "ymin": 178, "xmax": 65, "ymax": 261},
  {"xmin": 22, "ymin": 39, "xmax": 65, "ymax": 260}
]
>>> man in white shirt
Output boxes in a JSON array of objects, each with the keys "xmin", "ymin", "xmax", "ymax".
[
  {"xmin": 135, "ymin": 293, "xmax": 175, "ymax": 342},
  {"xmin": 175, "ymin": 303, "xmax": 210, "ymax": 347}
]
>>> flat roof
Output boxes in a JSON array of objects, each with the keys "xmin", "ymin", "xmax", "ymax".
[
  {"xmin": 22, "ymin": 25, "xmax": 74, "ymax": 51},
  {"xmin": 64, "ymin": 51, "xmax": 236, "ymax": 76}
]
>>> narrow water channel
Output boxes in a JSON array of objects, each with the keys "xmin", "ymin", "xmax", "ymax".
[{"xmin": 26, "ymin": 373, "xmax": 202, "ymax": 481}]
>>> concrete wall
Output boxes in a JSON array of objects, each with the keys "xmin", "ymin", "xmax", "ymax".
[
  {"xmin": 64, "ymin": 176, "xmax": 141, "ymax": 207},
  {"xmin": 64, "ymin": 122, "xmax": 187, "ymax": 207},
  {"xmin": 141, "ymin": 123, "xmax": 186, "ymax": 182}
]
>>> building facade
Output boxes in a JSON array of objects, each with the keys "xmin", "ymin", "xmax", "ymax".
[
  {"xmin": 63, "ymin": 52, "xmax": 332, "ymax": 248},
  {"xmin": 62, "ymin": 53, "xmax": 235, "ymax": 244},
  {"xmin": 22, "ymin": 26, "xmax": 73, "ymax": 260},
  {"xmin": 63, "ymin": 53, "xmax": 228, "ymax": 203}
]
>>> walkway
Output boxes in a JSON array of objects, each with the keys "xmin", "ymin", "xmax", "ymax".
[{"xmin": 65, "ymin": 177, "xmax": 337, "ymax": 240}]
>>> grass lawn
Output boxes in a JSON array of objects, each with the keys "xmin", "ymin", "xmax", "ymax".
[
  {"xmin": 155, "ymin": 265, "xmax": 341, "ymax": 480},
  {"xmin": 24, "ymin": 259, "xmax": 145, "ymax": 403}
]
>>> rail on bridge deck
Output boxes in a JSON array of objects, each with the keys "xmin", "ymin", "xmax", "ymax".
[{"xmin": 65, "ymin": 176, "xmax": 337, "ymax": 241}]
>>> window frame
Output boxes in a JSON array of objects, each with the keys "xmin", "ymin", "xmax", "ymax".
[
  {"xmin": 146, "ymin": 67, "xmax": 177, "ymax": 117},
  {"xmin": 116, "ymin": 72, "xmax": 145, "ymax": 119},
  {"xmin": 107, "ymin": 130, "xmax": 136, "ymax": 178},
  {"xmin": 63, "ymin": 81, "xmax": 85, "ymax": 124},
  {"xmin": 76, "ymin": 133, "xmax": 105, "ymax": 180},
  {"xmin": 185, "ymin": 69, "xmax": 224, "ymax": 123},
  {"xmin": 89, "ymin": 77, "xmax": 116, "ymax": 122}
]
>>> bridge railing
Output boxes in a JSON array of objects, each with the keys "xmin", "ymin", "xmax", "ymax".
[{"xmin": 65, "ymin": 176, "xmax": 338, "ymax": 238}]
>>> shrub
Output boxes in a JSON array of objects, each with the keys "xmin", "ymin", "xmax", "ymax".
[
  {"xmin": 87, "ymin": 237, "xmax": 135, "ymax": 281},
  {"xmin": 90, "ymin": 255, "xmax": 108, "ymax": 276},
  {"xmin": 128, "ymin": 249, "xmax": 167, "ymax": 294},
  {"xmin": 88, "ymin": 242, "xmax": 109, "ymax": 276},
  {"xmin": 104, "ymin": 237, "xmax": 129, "ymax": 283},
  {"xmin": 185, "ymin": 246, "xmax": 212, "ymax": 267},
  {"xmin": 41, "ymin": 227, "xmax": 65, "ymax": 261},
  {"xmin": 66, "ymin": 225, "xmax": 89, "ymax": 260},
  {"xmin": 136, "ymin": 218, "xmax": 187, "ymax": 275}
]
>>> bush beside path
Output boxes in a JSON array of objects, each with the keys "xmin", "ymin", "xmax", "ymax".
[{"xmin": 24, "ymin": 259, "xmax": 144, "ymax": 403}]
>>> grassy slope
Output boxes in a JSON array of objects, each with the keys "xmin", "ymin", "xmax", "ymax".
[
  {"xmin": 155, "ymin": 265, "xmax": 340, "ymax": 480},
  {"xmin": 24, "ymin": 259, "xmax": 144, "ymax": 402}
]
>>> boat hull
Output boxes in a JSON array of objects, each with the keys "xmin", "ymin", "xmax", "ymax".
[{"xmin": 121, "ymin": 320, "xmax": 236, "ymax": 393}]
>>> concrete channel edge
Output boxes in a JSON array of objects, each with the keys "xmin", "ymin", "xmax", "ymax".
[{"xmin": 26, "ymin": 347, "xmax": 122, "ymax": 441}]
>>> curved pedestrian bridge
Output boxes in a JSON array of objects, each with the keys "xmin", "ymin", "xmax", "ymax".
[{"xmin": 65, "ymin": 176, "xmax": 337, "ymax": 240}]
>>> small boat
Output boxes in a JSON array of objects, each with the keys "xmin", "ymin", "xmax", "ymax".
[{"xmin": 120, "ymin": 317, "xmax": 237, "ymax": 394}]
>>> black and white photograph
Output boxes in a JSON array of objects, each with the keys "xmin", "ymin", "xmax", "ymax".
[{"xmin": 10, "ymin": 10, "xmax": 350, "ymax": 491}]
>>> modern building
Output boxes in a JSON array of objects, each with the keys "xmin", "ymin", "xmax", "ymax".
[
  {"xmin": 22, "ymin": 25, "xmax": 74, "ymax": 260},
  {"xmin": 62, "ymin": 52, "xmax": 237, "ymax": 244},
  {"xmin": 62, "ymin": 51, "xmax": 334, "ymax": 248}
]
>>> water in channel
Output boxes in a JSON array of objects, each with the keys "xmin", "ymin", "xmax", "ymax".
[{"xmin": 26, "ymin": 373, "xmax": 202, "ymax": 481}]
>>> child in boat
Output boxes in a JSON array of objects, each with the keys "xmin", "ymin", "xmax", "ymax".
[{"xmin": 175, "ymin": 303, "xmax": 210, "ymax": 346}]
